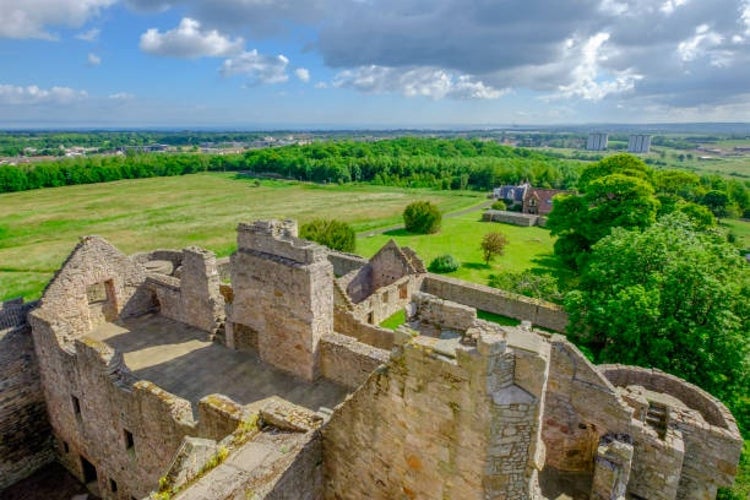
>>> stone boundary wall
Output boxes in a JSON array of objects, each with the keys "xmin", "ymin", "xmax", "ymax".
[
  {"xmin": 482, "ymin": 210, "xmax": 539, "ymax": 227},
  {"xmin": 598, "ymin": 364, "xmax": 736, "ymax": 431},
  {"xmin": 422, "ymin": 274, "xmax": 568, "ymax": 332},
  {"xmin": 0, "ymin": 300, "xmax": 53, "ymax": 490},
  {"xmin": 333, "ymin": 308, "xmax": 394, "ymax": 351},
  {"xmin": 327, "ymin": 250, "xmax": 368, "ymax": 277},
  {"xmin": 320, "ymin": 333, "xmax": 389, "ymax": 390}
]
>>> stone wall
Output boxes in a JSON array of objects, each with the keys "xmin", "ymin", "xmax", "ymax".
[
  {"xmin": 599, "ymin": 364, "xmax": 743, "ymax": 497},
  {"xmin": 323, "ymin": 321, "xmax": 551, "ymax": 499},
  {"xmin": 333, "ymin": 308, "xmax": 394, "ymax": 350},
  {"xmin": 0, "ymin": 300, "xmax": 54, "ymax": 490},
  {"xmin": 229, "ymin": 220, "xmax": 333, "ymax": 381},
  {"xmin": 542, "ymin": 338, "xmax": 634, "ymax": 475},
  {"xmin": 319, "ymin": 332, "xmax": 389, "ymax": 390},
  {"xmin": 345, "ymin": 240, "xmax": 423, "ymax": 304},
  {"xmin": 482, "ymin": 209, "xmax": 539, "ymax": 226},
  {"xmin": 147, "ymin": 248, "xmax": 224, "ymax": 334},
  {"xmin": 38, "ymin": 236, "xmax": 153, "ymax": 337},
  {"xmin": 326, "ymin": 250, "xmax": 368, "ymax": 277},
  {"xmin": 422, "ymin": 274, "xmax": 568, "ymax": 332},
  {"xmin": 348, "ymin": 275, "xmax": 423, "ymax": 326}
]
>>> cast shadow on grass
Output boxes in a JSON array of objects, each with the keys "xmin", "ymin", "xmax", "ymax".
[
  {"xmin": 462, "ymin": 262, "xmax": 492, "ymax": 270},
  {"xmin": 382, "ymin": 228, "xmax": 411, "ymax": 237}
]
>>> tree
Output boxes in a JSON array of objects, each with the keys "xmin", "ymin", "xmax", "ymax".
[
  {"xmin": 547, "ymin": 173, "xmax": 659, "ymax": 268},
  {"xmin": 403, "ymin": 201, "xmax": 442, "ymax": 234},
  {"xmin": 481, "ymin": 232, "xmax": 508, "ymax": 264},
  {"xmin": 299, "ymin": 218, "xmax": 356, "ymax": 253},
  {"xmin": 702, "ymin": 190, "xmax": 731, "ymax": 218},
  {"xmin": 565, "ymin": 213, "xmax": 750, "ymax": 409}
]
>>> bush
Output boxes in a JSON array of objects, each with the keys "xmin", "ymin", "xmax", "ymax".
[
  {"xmin": 491, "ymin": 200, "xmax": 507, "ymax": 211},
  {"xmin": 403, "ymin": 201, "xmax": 442, "ymax": 234},
  {"xmin": 299, "ymin": 218, "xmax": 356, "ymax": 253},
  {"xmin": 428, "ymin": 254, "xmax": 460, "ymax": 273},
  {"xmin": 487, "ymin": 270, "xmax": 563, "ymax": 303}
]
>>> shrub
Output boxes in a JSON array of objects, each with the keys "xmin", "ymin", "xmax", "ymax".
[
  {"xmin": 428, "ymin": 254, "xmax": 460, "ymax": 273},
  {"xmin": 299, "ymin": 218, "xmax": 356, "ymax": 253},
  {"xmin": 480, "ymin": 231, "xmax": 508, "ymax": 264},
  {"xmin": 491, "ymin": 200, "xmax": 507, "ymax": 211},
  {"xmin": 403, "ymin": 201, "xmax": 442, "ymax": 234}
]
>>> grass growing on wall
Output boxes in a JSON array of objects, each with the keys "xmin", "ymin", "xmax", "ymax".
[{"xmin": 0, "ymin": 173, "xmax": 484, "ymax": 301}]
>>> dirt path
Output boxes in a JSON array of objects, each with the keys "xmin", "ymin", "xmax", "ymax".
[{"xmin": 358, "ymin": 199, "xmax": 493, "ymax": 238}]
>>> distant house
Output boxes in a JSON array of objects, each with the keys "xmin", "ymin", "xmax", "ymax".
[
  {"xmin": 522, "ymin": 188, "xmax": 570, "ymax": 216},
  {"xmin": 492, "ymin": 183, "xmax": 530, "ymax": 209}
]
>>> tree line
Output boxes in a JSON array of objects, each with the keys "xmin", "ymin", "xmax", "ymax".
[{"xmin": 0, "ymin": 138, "xmax": 581, "ymax": 193}]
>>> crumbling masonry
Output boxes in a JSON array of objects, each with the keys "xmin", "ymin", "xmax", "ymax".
[{"xmin": 0, "ymin": 219, "xmax": 743, "ymax": 499}]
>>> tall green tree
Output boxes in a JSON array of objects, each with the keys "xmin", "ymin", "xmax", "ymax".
[
  {"xmin": 565, "ymin": 213, "xmax": 750, "ymax": 408},
  {"xmin": 547, "ymin": 160, "xmax": 660, "ymax": 268}
]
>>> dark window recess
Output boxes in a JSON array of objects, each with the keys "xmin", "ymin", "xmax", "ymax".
[
  {"xmin": 124, "ymin": 429, "xmax": 134, "ymax": 450},
  {"xmin": 81, "ymin": 456, "xmax": 97, "ymax": 484},
  {"xmin": 110, "ymin": 478, "xmax": 118, "ymax": 492},
  {"xmin": 72, "ymin": 396, "xmax": 81, "ymax": 416},
  {"xmin": 63, "ymin": 441, "xmax": 69, "ymax": 453}
]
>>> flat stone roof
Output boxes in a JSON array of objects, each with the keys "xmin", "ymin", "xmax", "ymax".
[{"xmin": 87, "ymin": 313, "xmax": 349, "ymax": 416}]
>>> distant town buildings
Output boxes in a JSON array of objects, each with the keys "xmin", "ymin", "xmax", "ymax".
[
  {"xmin": 586, "ymin": 133, "xmax": 609, "ymax": 151},
  {"xmin": 628, "ymin": 134, "xmax": 652, "ymax": 153}
]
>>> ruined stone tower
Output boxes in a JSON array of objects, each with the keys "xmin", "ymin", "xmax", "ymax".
[{"xmin": 228, "ymin": 220, "xmax": 334, "ymax": 381}]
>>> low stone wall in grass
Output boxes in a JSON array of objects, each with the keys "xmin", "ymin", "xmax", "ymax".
[{"xmin": 421, "ymin": 274, "xmax": 568, "ymax": 332}]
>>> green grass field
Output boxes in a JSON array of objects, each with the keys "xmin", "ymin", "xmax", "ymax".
[
  {"xmin": 722, "ymin": 218, "xmax": 750, "ymax": 251},
  {"xmin": 357, "ymin": 211, "xmax": 559, "ymax": 287},
  {"xmin": 0, "ymin": 173, "xmax": 485, "ymax": 301}
]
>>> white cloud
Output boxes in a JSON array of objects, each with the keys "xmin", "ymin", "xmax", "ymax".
[
  {"xmin": 741, "ymin": 0, "xmax": 750, "ymax": 35},
  {"xmin": 109, "ymin": 92, "xmax": 134, "ymax": 100},
  {"xmin": 314, "ymin": 82, "xmax": 328, "ymax": 89},
  {"xmin": 333, "ymin": 65, "xmax": 506, "ymax": 100},
  {"xmin": 599, "ymin": 0, "xmax": 629, "ymax": 16},
  {"xmin": 0, "ymin": 0, "xmax": 115, "ymax": 40},
  {"xmin": 554, "ymin": 33, "xmax": 642, "ymax": 101},
  {"xmin": 0, "ymin": 84, "xmax": 88, "ymax": 105},
  {"xmin": 140, "ymin": 17, "xmax": 244, "ymax": 58},
  {"xmin": 677, "ymin": 24, "xmax": 724, "ymax": 62},
  {"xmin": 76, "ymin": 27, "xmax": 100, "ymax": 42},
  {"xmin": 87, "ymin": 53, "xmax": 101, "ymax": 66},
  {"xmin": 660, "ymin": 0, "xmax": 688, "ymax": 15},
  {"xmin": 221, "ymin": 50, "xmax": 290, "ymax": 84},
  {"xmin": 295, "ymin": 68, "xmax": 311, "ymax": 82}
]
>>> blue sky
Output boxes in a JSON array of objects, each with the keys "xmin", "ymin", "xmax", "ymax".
[{"xmin": 1, "ymin": 0, "xmax": 749, "ymax": 128}]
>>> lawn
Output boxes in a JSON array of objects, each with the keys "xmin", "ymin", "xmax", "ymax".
[
  {"xmin": 0, "ymin": 173, "xmax": 484, "ymax": 301},
  {"xmin": 357, "ymin": 211, "xmax": 559, "ymax": 288},
  {"xmin": 722, "ymin": 218, "xmax": 750, "ymax": 252}
]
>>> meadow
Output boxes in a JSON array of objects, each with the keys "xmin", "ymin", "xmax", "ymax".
[{"xmin": 0, "ymin": 172, "xmax": 485, "ymax": 300}]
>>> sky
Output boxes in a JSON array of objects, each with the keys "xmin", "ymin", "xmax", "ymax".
[{"xmin": 1, "ymin": 0, "xmax": 749, "ymax": 128}]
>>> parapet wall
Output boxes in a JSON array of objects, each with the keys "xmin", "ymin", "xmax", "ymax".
[
  {"xmin": 333, "ymin": 308, "xmax": 394, "ymax": 350},
  {"xmin": 319, "ymin": 332, "xmax": 389, "ymax": 390},
  {"xmin": 237, "ymin": 220, "xmax": 327, "ymax": 265},
  {"xmin": 598, "ymin": 364, "xmax": 735, "ymax": 430},
  {"xmin": 0, "ymin": 300, "xmax": 53, "ymax": 490},
  {"xmin": 422, "ymin": 274, "xmax": 568, "ymax": 332}
]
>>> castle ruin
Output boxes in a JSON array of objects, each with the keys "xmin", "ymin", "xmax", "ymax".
[{"xmin": 0, "ymin": 220, "xmax": 743, "ymax": 499}]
